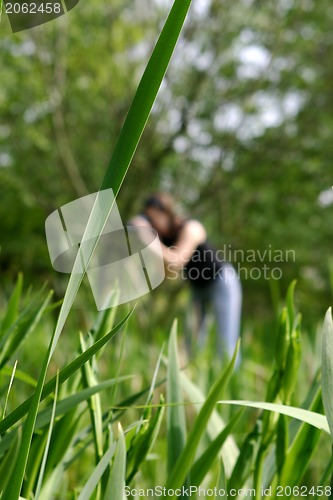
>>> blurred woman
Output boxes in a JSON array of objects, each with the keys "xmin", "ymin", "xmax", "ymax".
[{"xmin": 131, "ymin": 193, "xmax": 242, "ymax": 360}]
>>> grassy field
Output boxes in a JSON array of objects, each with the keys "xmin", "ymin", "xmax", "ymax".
[
  {"xmin": 0, "ymin": 275, "xmax": 332, "ymax": 499},
  {"xmin": 1, "ymin": 0, "xmax": 333, "ymax": 497}
]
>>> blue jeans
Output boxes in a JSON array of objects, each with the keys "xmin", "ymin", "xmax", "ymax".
[{"xmin": 190, "ymin": 263, "xmax": 242, "ymax": 359}]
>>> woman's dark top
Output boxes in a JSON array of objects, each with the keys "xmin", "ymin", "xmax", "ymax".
[{"xmin": 160, "ymin": 219, "xmax": 224, "ymax": 288}]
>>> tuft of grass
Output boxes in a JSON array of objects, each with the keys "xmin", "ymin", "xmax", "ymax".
[{"xmin": 0, "ymin": 277, "xmax": 332, "ymax": 498}]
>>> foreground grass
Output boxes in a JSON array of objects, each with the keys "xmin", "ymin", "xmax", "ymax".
[{"xmin": 0, "ymin": 277, "xmax": 332, "ymax": 499}]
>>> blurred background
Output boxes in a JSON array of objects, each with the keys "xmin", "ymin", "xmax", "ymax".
[{"xmin": 0, "ymin": 0, "xmax": 332, "ymax": 353}]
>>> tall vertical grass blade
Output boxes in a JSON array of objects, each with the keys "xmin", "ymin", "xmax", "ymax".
[
  {"xmin": 100, "ymin": 0, "xmax": 192, "ymax": 194},
  {"xmin": 77, "ymin": 436, "xmax": 117, "ymax": 500},
  {"xmin": 126, "ymin": 396, "xmax": 165, "ymax": 483},
  {"xmin": 0, "ymin": 427, "xmax": 21, "ymax": 493},
  {"xmin": 214, "ymin": 459, "xmax": 226, "ymax": 499},
  {"xmin": 228, "ymin": 419, "xmax": 260, "ymax": 490},
  {"xmin": 38, "ymin": 410, "xmax": 83, "ymax": 497},
  {"xmin": 179, "ymin": 368, "xmax": 239, "ymax": 476},
  {"xmin": 189, "ymin": 409, "xmax": 243, "ymax": 487},
  {"xmin": 275, "ymin": 414, "xmax": 288, "ymax": 480},
  {"xmin": 286, "ymin": 280, "xmax": 297, "ymax": 334},
  {"xmin": 80, "ymin": 334, "xmax": 104, "ymax": 461},
  {"xmin": 262, "ymin": 375, "xmax": 322, "ymax": 488},
  {"xmin": 278, "ymin": 388, "xmax": 323, "ymax": 488},
  {"xmin": 104, "ymin": 424, "xmax": 126, "ymax": 500},
  {"xmin": 109, "ymin": 323, "xmax": 127, "ymax": 411},
  {"xmin": 321, "ymin": 307, "xmax": 333, "ymax": 494},
  {"xmin": 47, "ymin": 0, "xmax": 193, "ymax": 365},
  {"xmin": 0, "ymin": 272, "xmax": 22, "ymax": 338},
  {"xmin": 167, "ymin": 320, "xmax": 187, "ymax": 475},
  {"xmin": 126, "ymin": 346, "xmax": 165, "ymax": 482},
  {"xmin": 34, "ymin": 373, "xmax": 60, "ymax": 500},
  {"xmin": 1, "ymin": 360, "xmax": 17, "ymax": 420},
  {"xmin": 146, "ymin": 344, "xmax": 164, "ymax": 409},
  {"xmin": 0, "ymin": 290, "xmax": 53, "ymax": 369},
  {"xmin": 2, "ymin": 326, "xmax": 57, "ymax": 500},
  {"xmin": 322, "ymin": 307, "xmax": 333, "ymax": 438},
  {"xmin": 166, "ymin": 341, "xmax": 239, "ymax": 493},
  {"xmin": 2, "ymin": 1, "xmax": 192, "ymax": 494}
]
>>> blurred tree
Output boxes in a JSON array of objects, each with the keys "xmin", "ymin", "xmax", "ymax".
[{"xmin": 0, "ymin": 0, "xmax": 332, "ymax": 324}]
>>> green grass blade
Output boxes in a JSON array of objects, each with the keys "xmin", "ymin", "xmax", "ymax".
[
  {"xmin": 189, "ymin": 409, "xmax": 243, "ymax": 487},
  {"xmin": 0, "ymin": 273, "xmax": 23, "ymax": 338},
  {"xmin": 1, "ymin": 310, "xmax": 130, "ymax": 498},
  {"xmin": 228, "ymin": 419, "xmax": 261, "ymax": 490},
  {"xmin": 278, "ymin": 387, "xmax": 323, "ymax": 488},
  {"xmin": 80, "ymin": 334, "xmax": 104, "ymax": 461},
  {"xmin": 22, "ymin": 432, "xmax": 48, "ymax": 499},
  {"xmin": 166, "ymin": 341, "xmax": 239, "ymax": 493},
  {"xmin": 125, "ymin": 344, "xmax": 165, "ymax": 482},
  {"xmin": 2, "ymin": 327, "xmax": 57, "ymax": 499},
  {"xmin": 317, "ymin": 455, "xmax": 333, "ymax": 492},
  {"xmin": 0, "ymin": 290, "xmax": 53, "ymax": 369},
  {"xmin": 322, "ymin": 307, "xmax": 333, "ymax": 438},
  {"xmin": 0, "ymin": 427, "xmax": 21, "ymax": 493},
  {"xmin": 35, "ymin": 377, "xmax": 132, "ymax": 430},
  {"xmin": 100, "ymin": 0, "xmax": 192, "ymax": 194},
  {"xmin": 1, "ymin": 6, "xmax": 194, "ymax": 493},
  {"xmin": 43, "ymin": 0, "xmax": 193, "ymax": 372},
  {"xmin": 77, "ymin": 435, "xmax": 117, "ymax": 500},
  {"xmin": 286, "ymin": 279, "xmax": 297, "ymax": 334},
  {"xmin": 275, "ymin": 414, "xmax": 288, "ymax": 480},
  {"xmin": 93, "ymin": 296, "xmax": 118, "ymax": 351},
  {"xmin": 0, "ymin": 376, "xmax": 131, "ymax": 465},
  {"xmin": 166, "ymin": 320, "xmax": 187, "ymax": 475},
  {"xmin": 246, "ymin": 374, "xmax": 322, "ymax": 489},
  {"xmin": 1, "ymin": 365, "xmax": 37, "ymax": 388},
  {"xmin": 0, "ymin": 287, "xmax": 44, "ymax": 352},
  {"xmin": 52, "ymin": 378, "xmax": 168, "ymax": 470},
  {"xmin": 1, "ymin": 360, "xmax": 17, "ymax": 420},
  {"xmin": 41, "ymin": 409, "xmax": 83, "ymax": 481},
  {"xmin": 104, "ymin": 424, "xmax": 126, "ymax": 500},
  {"xmin": 108, "ymin": 324, "xmax": 127, "ymax": 414},
  {"xmin": 147, "ymin": 344, "xmax": 164, "ymax": 406},
  {"xmin": 217, "ymin": 400, "xmax": 329, "ymax": 433},
  {"xmin": 0, "ymin": 309, "xmax": 132, "ymax": 436},
  {"xmin": 126, "ymin": 395, "xmax": 165, "ymax": 484},
  {"xmin": 179, "ymin": 367, "xmax": 239, "ymax": 476},
  {"xmin": 34, "ymin": 373, "xmax": 60, "ymax": 500},
  {"xmin": 214, "ymin": 459, "xmax": 227, "ymax": 499},
  {"xmin": 1, "ymin": 9, "xmax": 194, "ymax": 494}
]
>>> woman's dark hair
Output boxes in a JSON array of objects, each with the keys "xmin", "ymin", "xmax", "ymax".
[
  {"xmin": 144, "ymin": 192, "xmax": 185, "ymax": 243},
  {"xmin": 144, "ymin": 195, "xmax": 167, "ymax": 212}
]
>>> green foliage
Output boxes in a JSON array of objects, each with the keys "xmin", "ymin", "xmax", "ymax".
[
  {"xmin": 1, "ymin": 0, "xmax": 333, "ymax": 496},
  {"xmin": 166, "ymin": 339, "xmax": 239, "ymax": 495},
  {"xmin": 322, "ymin": 307, "xmax": 333, "ymax": 438},
  {"xmin": 1, "ymin": 0, "xmax": 332, "ymax": 326},
  {"xmin": 166, "ymin": 320, "xmax": 187, "ymax": 475},
  {"xmin": 0, "ymin": 278, "xmax": 331, "ymax": 499}
]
